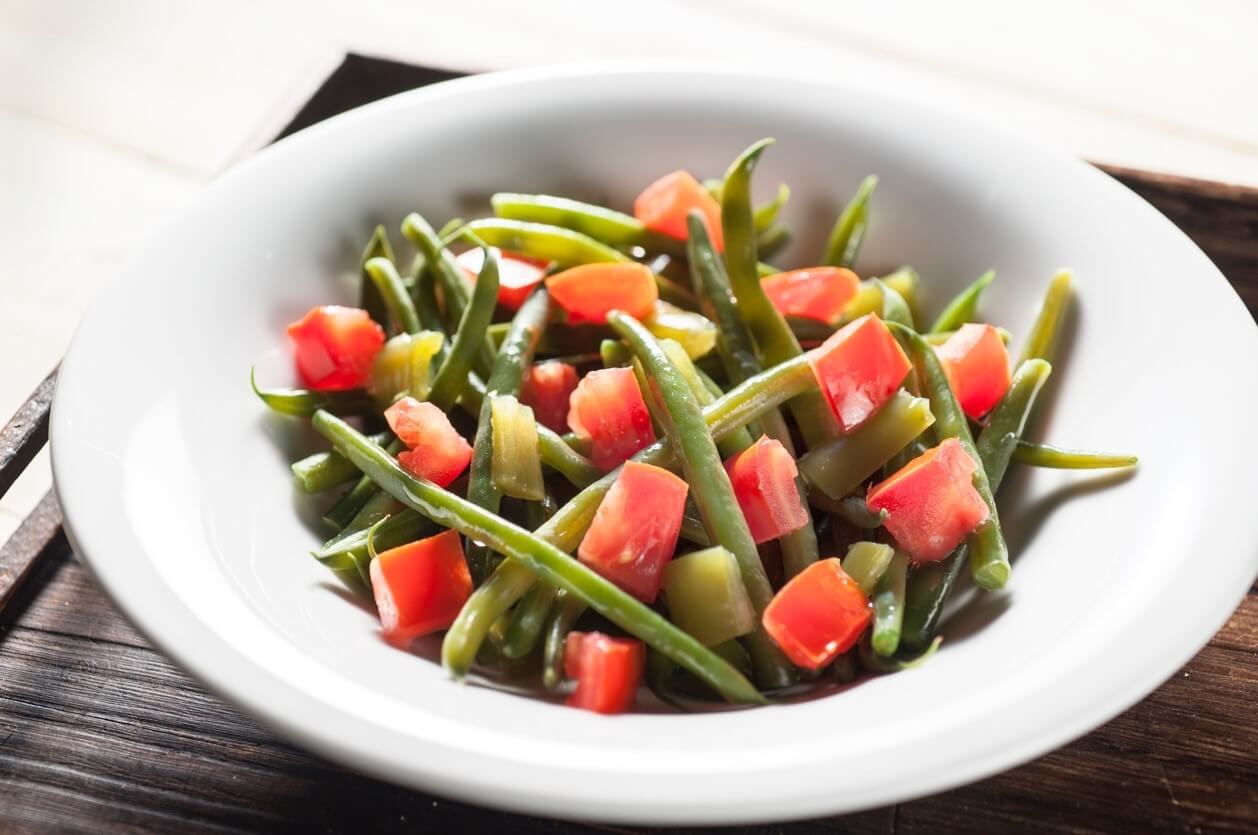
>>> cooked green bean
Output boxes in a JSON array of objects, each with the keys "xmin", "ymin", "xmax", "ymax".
[
  {"xmin": 364, "ymin": 256, "xmax": 422, "ymax": 335},
  {"xmin": 757, "ymin": 224, "xmax": 792, "ymax": 260},
  {"xmin": 251, "ymin": 370, "xmax": 374, "ymax": 418},
  {"xmin": 608, "ymin": 311, "xmax": 794, "ymax": 689},
  {"xmin": 543, "ymin": 592, "xmax": 587, "ymax": 690},
  {"xmin": 924, "ymin": 326, "xmax": 1012, "ymax": 346},
  {"xmin": 721, "ymin": 140, "xmax": 838, "ymax": 447},
  {"xmin": 889, "ymin": 323, "xmax": 1009, "ymax": 591},
  {"xmin": 811, "ymin": 493, "xmax": 888, "ymax": 529},
  {"xmin": 427, "ymin": 248, "xmax": 499, "ymax": 410},
  {"xmin": 313, "ymin": 509, "xmax": 436, "ymax": 575},
  {"xmin": 873, "ymin": 277, "xmax": 915, "ymax": 328},
  {"xmin": 871, "ymin": 551, "xmax": 908, "ymax": 656},
  {"xmin": 491, "ymin": 192, "xmax": 686, "ymax": 256},
  {"xmin": 859, "ymin": 634, "xmax": 940, "ymax": 673},
  {"xmin": 881, "ymin": 267, "xmax": 921, "ymax": 325},
  {"xmin": 312, "ymin": 410, "xmax": 765, "ymax": 705},
  {"xmin": 1020, "ymin": 269, "xmax": 1074, "ymax": 366},
  {"xmin": 360, "ymin": 225, "xmax": 394, "ymax": 329},
  {"xmin": 689, "ymin": 211, "xmax": 819, "ymax": 579},
  {"xmin": 841, "ymin": 541, "xmax": 894, "ymax": 595},
  {"xmin": 464, "ymin": 289, "xmax": 550, "ymax": 582},
  {"xmin": 501, "ymin": 580, "xmax": 558, "ymax": 660},
  {"xmin": 900, "ymin": 358, "xmax": 1051, "ymax": 650},
  {"xmin": 754, "ymin": 183, "xmax": 790, "ymax": 234},
  {"xmin": 292, "ymin": 431, "xmax": 390, "ymax": 493},
  {"xmin": 822, "ymin": 174, "xmax": 876, "ymax": 268},
  {"xmin": 929, "ymin": 269, "xmax": 995, "ymax": 334},
  {"xmin": 1013, "ymin": 441, "xmax": 1138, "ymax": 470}
]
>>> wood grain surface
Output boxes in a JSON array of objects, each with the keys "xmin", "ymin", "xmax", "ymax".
[{"xmin": 0, "ymin": 56, "xmax": 1254, "ymax": 834}]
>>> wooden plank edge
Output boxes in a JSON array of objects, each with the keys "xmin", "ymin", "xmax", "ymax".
[{"xmin": 0, "ymin": 367, "xmax": 57, "ymax": 501}]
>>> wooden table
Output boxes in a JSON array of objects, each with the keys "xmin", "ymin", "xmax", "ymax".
[{"xmin": 1, "ymin": 56, "xmax": 1255, "ymax": 834}]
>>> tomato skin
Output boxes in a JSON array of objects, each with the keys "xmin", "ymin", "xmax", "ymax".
[
  {"xmin": 384, "ymin": 396, "xmax": 473, "ymax": 487},
  {"xmin": 545, "ymin": 263, "xmax": 658, "ymax": 325},
  {"xmin": 520, "ymin": 361, "xmax": 580, "ymax": 434},
  {"xmin": 578, "ymin": 461, "xmax": 688, "ymax": 602},
  {"xmin": 287, "ymin": 305, "xmax": 385, "ymax": 390},
  {"xmin": 564, "ymin": 631, "xmax": 645, "ymax": 714},
  {"xmin": 935, "ymin": 323, "xmax": 1011, "ymax": 419},
  {"xmin": 566, "ymin": 367, "xmax": 656, "ymax": 471},
  {"xmin": 369, "ymin": 530, "xmax": 472, "ymax": 645},
  {"xmin": 866, "ymin": 437, "xmax": 990, "ymax": 562},
  {"xmin": 808, "ymin": 314, "xmax": 912, "ymax": 432},
  {"xmin": 724, "ymin": 436, "xmax": 809, "ymax": 543},
  {"xmin": 456, "ymin": 247, "xmax": 549, "ymax": 311},
  {"xmin": 762, "ymin": 558, "xmax": 871, "ymax": 670},
  {"xmin": 633, "ymin": 170, "xmax": 724, "ymax": 251},
  {"xmin": 762, "ymin": 267, "xmax": 860, "ymax": 324}
]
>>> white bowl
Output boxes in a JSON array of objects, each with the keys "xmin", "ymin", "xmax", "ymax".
[{"xmin": 50, "ymin": 66, "xmax": 1258, "ymax": 824}]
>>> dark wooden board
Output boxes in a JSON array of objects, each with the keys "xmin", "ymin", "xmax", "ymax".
[{"xmin": 2, "ymin": 55, "xmax": 1256, "ymax": 833}]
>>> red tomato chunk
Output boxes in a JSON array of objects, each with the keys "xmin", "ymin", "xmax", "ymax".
[
  {"xmin": 287, "ymin": 305, "xmax": 385, "ymax": 390},
  {"xmin": 578, "ymin": 461, "xmax": 688, "ymax": 602},
  {"xmin": 564, "ymin": 632, "xmax": 645, "ymax": 714},
  {"xmin": 545, "ymin": 263, "xmax": 658, "ymax": 325},
  {"xmin": 384, "ymin": 396, "xmax": 473, "ymax": 487},
  {"xmin": 369, "ymin": 530, "xmax": 472, "ymax": 645},
  {"xmin": 633, "ymin": 170, "xmax": 724, "ymax": 251},
  {"xmin": 520, "ymin": 361, "xmax": 579, "ymax": 434},
  {"xmin": 808, "ymin": 314, "xmax": 912, "ymax": 432},
  {"xmin": 866, "ymin": 437, "xmax": 990, "ymax": 562},
  {"xmin": 762, "ymin": 267, "xmax": 860, "ymax": 325},
  {"xmin": 762, "ymin": 559, "xmax": 871, "ymax": 670},
  {"xmin": 935, "ymin": 323, "xmax": 1011, "ymax": 419},
  {"xmin": 456, "ymin": 247, "xmax": 549, "ymax": 311},
  {"xmin": 724, "ymin": 435, "xmax": 809, "ymax": 543},
  {"xmin": 566, "ymin": 367, "xmax": 657, "ymax": 471}
]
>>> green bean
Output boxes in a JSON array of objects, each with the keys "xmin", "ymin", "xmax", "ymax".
[
  {"xmin": 721, "ymin": 140, "xmax": 838, "ymax": 447},
  {"xmin": 900, "ymin": 358, "xmax": 1051, "ymax": 649},
  {"xmin": 871, "ymin": 551, "xmax": 908, "ymax": 656},
  {"xmin": 1019, "ymin": 269, "xmax": 1073, "ymax": 366},
  {"xmin": 313, "ymin": 509, "xmax": 435, "ymax": 573},
  {"xmin": 687, "ymin": 210, "xmax": 819, "ymax": 579},
  {"xmin": 538, "ymin": 426, "xmax": 602, "ymax": 485},
  {"xmin": 491, "ymin": 192, "xmax": 686, "ymax": 257},
  {"xmin": 364, "ymin": 257, "xmax": 422, "ymax": 335},
  {"xmin": 291, "ymin": 431, "xmax": 390, "ymax": 493},
  {"xmin": 427, "ymin": 248, "xmax": 499, "ymax": 410},
  {"xmin": 442, "ymin": 354, "xmax": 818, "ymax": 674},
  {"xmin": 754, "ymin": 183, "xmax": 790, "ymax": 234},
  {"xmin": 810, "ymin": 493, "xmax": 888, "ymax": 529},
  {"xmin": 929, "ymin": 270, "xmax": 995, "ymax": 334},
  {"xmin": 251, "ymin": 369, "xmax": 373, "ymax": 418},
  {"xmin": 841, "ymin": 541, "xmax": 894, "ymax": 595},
  {"xmin": 881, "ymin": 267, "xmax": 921, "ymax": 325},
  {"xmin": 873, "ymin": 277, "xmax": 915, "ymax": 328},
  {"xmin": 608, "ymin": 311, "xmax": 794, "ymax": 689},
  {"xmin": 542, "ymin": 592, "xmax": 587, "ymax": 690},
  {"xmin": 757, "ymin": 224, "xmax": 791, "ymax": 260},
  {"xmin": 401, "ymin": 213, "xmax": 496, "ymax": 378},
  {"xmin": 1013, "ymin": 441, "xmax": 1138, "ymax": 470},
  {"xmin": 359, "ymin": 225, "xmax": 394, "ymax": 329},
  {"xmin": 976, "ymin": 360, "xmax": 1053, "ymax": 488},
  {"xmin": 859, "ymin": 634, "xmax": 941, "ymax": 673},
  {"xmin": 822, "ymin": 175, "xmax": 877, "ymax": 267},
  {"xmin": 924, "ymin": 326, "xmax": 1012, "ymax": 346},
  {"xmin": 889, "ymin": 323, "xmax": 1009, "ymax": 591},
  {"xmin": 464, "ymin": 289, "xmax": 551, "ymax": 582},
  {"xmin": 323, "ymin": 438, "xmax": 402, "ymax": 531},
  {"xmin": 659, "ymin": 339, "xmax": 754, "ymax": 457},
  {"xmin": 412, "ymin": 260, "xmax": 446, "ymax": 334},
  {"xmin": 501, "ymin": 579, "xmax": 558, "ymax": 660},
  {"xmin": 312, "ymin": 411, "xmax": 765, "ymax": 704}
]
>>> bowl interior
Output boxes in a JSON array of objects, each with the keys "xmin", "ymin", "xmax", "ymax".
[{"xmin": 52, "ymin": 68, "xmax": 1258, "ymax": 823}]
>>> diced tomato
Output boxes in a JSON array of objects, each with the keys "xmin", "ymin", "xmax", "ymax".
[
  {"xmin": 762, "ymin": 558, "xmax": 871, "ymax": 670},
  {"xmin": 369, "ymin": 529, "xmax": 472, "ymax": 645},
  {"xmin": 384, "ymin": 396, "xmax": 473, "ymax": 487},
  {"xmin": 724, "ymin": 436, "xmax": 809, "ymax": 544},
  {"xmin": 564, "ymin": 631, "xmax": 645, "ymax": 714},
  {"xmin": 633, "ymin": 170, "xmax": 724, "ymax": 251},
  {"xmin": 808, "ymin": 314, "xmax": 912, "ymax": 432},
  {"xmin": 520, "ymin": 361, "xmax": 579, "ymax": 434},
  {"xmin": 578, "ymin": 461, "xmax": 688, "ymax": 602},
  {"xmin": 456, "ymin": 247, "xmax": 550, "ymax": 311},
  {"xmin": 566, "ymin": 367, "xmax": 656, "ymax": 471},
  {"xmin": 935, "ymin": 323, "xmax": 1011, "ymax": 419},
  {"xmin": 865, "ymin": 438, "xmax": 990, "ymax": 562},
  {"xmin": 286, "ymin": 305, "xmax": 385, "ymax": 390},
  {"xmin": 762, "ymin": 267, "xmax": 860, "ymax": 325},
  {"xmin": 545, "ymin": 263, "xmax": 658, "ymax": 325}
]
